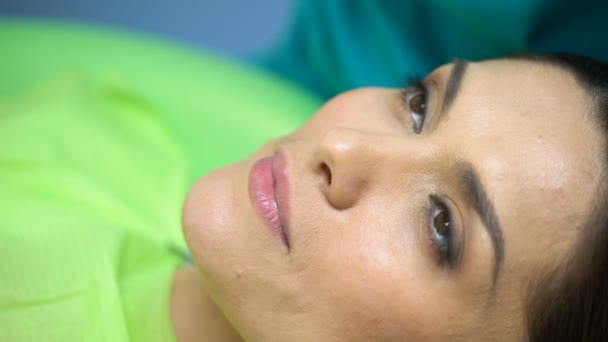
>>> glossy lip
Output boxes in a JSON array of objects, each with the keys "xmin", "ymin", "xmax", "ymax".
[{"xmin": 248, "ymin": 150, "xmax": 291, "ymax": 251}]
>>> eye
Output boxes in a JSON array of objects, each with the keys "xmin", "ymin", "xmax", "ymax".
[
  {"xmin": 404, "ymin": 77, "xmax": 428, "ymax": 133},
  {"xmin": 429, "ymin": 195, "xmax": 456, "ymax": 267}
]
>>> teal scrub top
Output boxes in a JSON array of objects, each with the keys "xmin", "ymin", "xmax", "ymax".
[{"xmin": 262, "ymin": 0, "xmax": 608, "ymax": 99}]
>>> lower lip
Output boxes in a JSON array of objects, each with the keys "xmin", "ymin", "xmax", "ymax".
[{"xmin": 249, "ymin": 157, "xmax": 289, "ymax": 249}]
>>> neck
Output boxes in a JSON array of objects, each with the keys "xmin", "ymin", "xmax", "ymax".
[{"xmin": 171, "ymin": 266, "xmax": 243, "ymax": 342}]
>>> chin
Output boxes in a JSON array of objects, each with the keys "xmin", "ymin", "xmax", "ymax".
[
  {"xmin": 182, "ymin": 164, "xmax": 242, "ymax": 278},
  {"xmin": 182, "ymin": 139, "xmax": 283, "ymax": 268},
  {"xmin": 180, "ymin": 141, "xmax": 300, "ymax": 337},
  {"xmin": 181, "ymin": 154, "xmax": 285, "ymax": 279}
]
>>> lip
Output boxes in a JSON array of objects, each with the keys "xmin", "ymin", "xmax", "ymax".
[{"xmin": 248, "ymin": 150, "xmax": 291, "ymax": 250}]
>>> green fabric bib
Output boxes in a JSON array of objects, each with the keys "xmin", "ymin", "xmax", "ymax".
[{"xmin": 0, "ymin": 20, "xmax": 321, "ymax": 341}]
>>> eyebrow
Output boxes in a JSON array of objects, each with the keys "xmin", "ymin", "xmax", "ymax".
[
  {"xmin": 441, "ymin": 59, "xmax": 469, "ymax": 114},
  {"xmin": 435, "ymin": 59, "xmax": 505, "ymax": 285},
  {"xmin": 457, "ymin": 161, "xmax": 505, "ymax": 286}
]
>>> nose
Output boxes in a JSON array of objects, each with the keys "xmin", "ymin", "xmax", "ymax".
[{"xmin": 313, "ymin": 128, "xmax": 392, "ymax": 209}]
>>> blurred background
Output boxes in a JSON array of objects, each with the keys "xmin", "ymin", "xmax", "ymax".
[{"xmin": 0, "ymin": 0, "xmax": 294, "ymax": 58}]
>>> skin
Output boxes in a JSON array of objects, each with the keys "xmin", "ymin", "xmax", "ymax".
[{"xmin": 175, "ymin": 59, "xmax": 604, "ymax": 341}]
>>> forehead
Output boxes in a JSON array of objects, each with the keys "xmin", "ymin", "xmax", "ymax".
[{"xmin": 438, "ymin": 59, "xmax": 603, "ymax": 280}]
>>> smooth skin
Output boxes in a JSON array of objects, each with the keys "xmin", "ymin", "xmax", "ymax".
[{"xmin": 174, "ymin": 59, "xmax": 604, "ymax": 341}]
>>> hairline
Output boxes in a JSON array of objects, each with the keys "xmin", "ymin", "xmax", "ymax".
[{"xmin": 503, "ymin": 52, "xmax": 608, "ymax": 341}]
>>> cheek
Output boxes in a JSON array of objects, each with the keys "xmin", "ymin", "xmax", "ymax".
[
  {"xmin": 293, "ymin": 88, "xmax": 394, "ymax": 139},
  {"xmin": 306, "ymin": 238, "xmax": 446, "ymax": 340},
  {"xmin": 285, "ymin": 184, "xmax": 448, "ymax": 339},
  {"xmin": 292, "ymin": 211, "xmax": 451, "ymax": 340}
]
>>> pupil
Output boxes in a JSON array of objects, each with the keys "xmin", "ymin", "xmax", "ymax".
[
  {"xmin": 411, "ymin": 94, "xmax": 425, "ymax": 113},
  {"xmin": 434, "ymin": 211, "xmax": 449, "ymax": 235}
]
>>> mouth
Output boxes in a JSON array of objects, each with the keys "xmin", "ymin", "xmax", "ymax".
[{"xmin": 248, "ymin": 150, "xmax": 291, "ymax": 251}]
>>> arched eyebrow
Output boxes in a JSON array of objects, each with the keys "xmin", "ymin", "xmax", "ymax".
[
  {"xmin": 457, "ymin": 161, "xmax": 505, "ymax": 287},
  {"xmin": 442, "ymin": 58, "xmax": 469, "ymax": 113},
  {"xmin": 436, "ymin": 59, "xmax": 505, "ymax": 286}
]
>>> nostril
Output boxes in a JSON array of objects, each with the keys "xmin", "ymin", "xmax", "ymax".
[{"xmin": 320, "ymin": 162, "xmax": 332, "ymax": 186}]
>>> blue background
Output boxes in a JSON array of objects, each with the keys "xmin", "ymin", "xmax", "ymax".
[{"xmin": 0, "ymin": 0, "xmax": 294, "ymax": 57}]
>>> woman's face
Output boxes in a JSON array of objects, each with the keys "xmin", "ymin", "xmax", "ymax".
[{"xmin": 183, "ymin": 59, "xmax": 603, "ymax": 341}]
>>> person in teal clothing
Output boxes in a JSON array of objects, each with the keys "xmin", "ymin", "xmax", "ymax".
[
  {"xmin": 261, "ymin": 0, "xmax": 608, "ymax": 99},
  {"xmin": 3, "ymin": 1, "xmax": 608, "ymax": 341}
]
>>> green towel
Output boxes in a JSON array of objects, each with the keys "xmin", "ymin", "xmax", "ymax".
[{"xmin": 0, "ymin": 19, "xmax": 321, "ymax": 341}]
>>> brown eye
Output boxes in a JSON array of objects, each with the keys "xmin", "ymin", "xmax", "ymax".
[
  {"xmin": 409, "ymin": 91, "xmax": 426, "ymax": 115},
  {"xmin": 433, "ymin": 207, "xmax": 450, "ymax": 236},
  {"xmin": 429, "ymin": 196, "xmax": 455, "ymax": 266},
  {"xmin": 407, "ymin": 87, "xmax": 427, "ymax": 133}
]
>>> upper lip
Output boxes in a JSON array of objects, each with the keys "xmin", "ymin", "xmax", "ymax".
[{"xmin": 273, "ymin": 148, "xmax": 291, "ymax": 250}]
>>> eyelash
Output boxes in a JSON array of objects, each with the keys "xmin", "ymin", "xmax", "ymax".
[{"xmin": 401, "ymin": 76, "xmax": 429, "ymax": 134}]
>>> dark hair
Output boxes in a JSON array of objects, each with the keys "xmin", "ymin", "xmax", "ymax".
[{"xmin": 507, "ymin": 53, "xmax": 608, "ymax": 341}]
